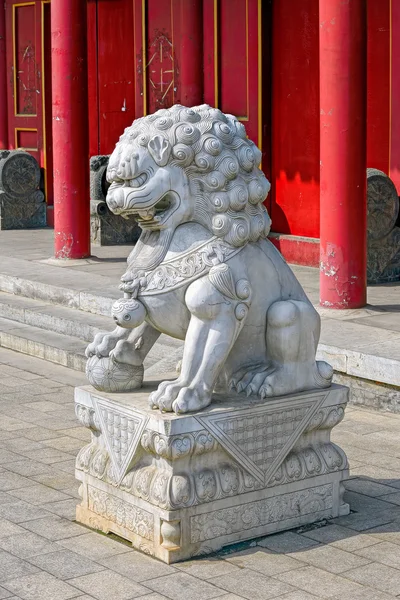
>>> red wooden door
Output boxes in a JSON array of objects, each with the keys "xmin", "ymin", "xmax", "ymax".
[
  {"xmin": 90, "ymin": 0, "xmax": 271, "ymax": 192},
  {"xmin": 5, "ymin": 0, "xmax": 52, "ymax": 203}
]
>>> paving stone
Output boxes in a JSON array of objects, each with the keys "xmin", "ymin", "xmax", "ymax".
[
  {"xmin": 257, "ymin": 531, "xmax": 319, "ymax": 553},
  {"xmin": 0, "ymin": 520, "xmax": 26, "ymax": 538},
  {"xmin": 300, "ymin": 524, "xmax": 380, "ymax": 552},
  {"xmin": 98, "ymin": 550, "xmax": 177, "ymax": 582},
  {"xmin": 2, "ymin": 571, "xmax": 82, "ymax": 600},
  {"xmin": 0, "ymin": 550, "xmax": 39, "ymax": 582},
  {"xmin": 57, "ymin": 427, "xmax": 91, "ymax": 442},
  {"xmin": 351, "ymin": 465, "xmax": 400, "ymax": 488},
  {"xmin": 8, "ymin": 483, "xmax": 71, "ymax": 506},
  {"xmin": 58, "ymin": 532, "xmax": 132, "ymax": 561},
  {"xmin": 0, "ymin": 532, "xmax": 58, "ymax": 559},
  {"xmin": 20, "ymin": 447, "xmax": 73, "ymax": 465},
  {"xmin": 286, "ymin": 544, "xmax": 371, "ymax": 574},
  {"xmin": 277, "ymin": 593, "xmax": 320, "ymax": 600},
  {"xmin": 379, "ymin": 491, "xmax": 400, "ymax": 505},
  {"xmin": 0, "ymin": 500, "xmax": 50, "ymax": 523},
  {"xmin": 0, "ymin": 449, "xmax": 25, "ymax": 465},
  {"xmin": 225, "ymin": 548, "xmax": 305, "ymax": 576},
  {"xmin": 23, "ymin": 427, "xmax": 64, "ymax": 442},
  {"xmin": 41, "ymin": 499, "xmax": 78, "ymax": 520},
  {"xmin": 0, "ymin": 585, "xmax": 15, "ymax": 599},
  {"xmin": 205, "ymin": 569, "xmax": 294, "ymax": 600},
  {"xmin": 20, "ymin": 515, "xmax": 86, "ymax": 541},
  {"xmin": 51, "ymin": 459, "xmax": 76, "ymax": 473},
  {"xmin": 5, "ymin": 460, "xmax": 54, "ymax": 477},
  {"xmin": 343, "ymin": 562, "xmax": 400, "ymax": 595},
  {"xmin": 22, "ymin": 401, "xmax": 62, "ymax": 413},
  {"xmin": 3, "ymin": 439, "xmax": 44, "ymax": 453},
  {"xmin": 31, "ymin": 471, "xmax": 77, "ymax": 490},
  {"xmin": 354, "ymin": 540, "xmax": 400, "ymax": 569},
  {"xmin": 174, "ymin": 557, "xmax": 239, "ymax": 580},
  {"xmin": 344, "ymin": 478, "xmax": 400, "ymax": 497},
  {"xmin": 68, "ymin": 570, "xmax": 150, "ymax": 600},
  {"xmin": 28, "ymin": 549, "xmax": 105, "ymax": 580},
  {"xmin": 42, "ymin": 436, "xmax": 84, "ymax": 453},
  {"xmin": 274, "ymin": 565, "xmax": 364, "ymax": 598},
  {"xmin": 0, "ymin": 494, "xmax": 16, "ymax": 507},
  {"xmin": 331, "ymin": 588, "xmax": 397, "ymax": 600},
  {"xmin": 333, "ymin": 510, "xmax": 397, "ymax": 532}
]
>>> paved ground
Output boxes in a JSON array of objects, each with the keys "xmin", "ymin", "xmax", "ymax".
[{"xmin": 0, "ymin": 348, "xmax": 398, "ymax": 599}]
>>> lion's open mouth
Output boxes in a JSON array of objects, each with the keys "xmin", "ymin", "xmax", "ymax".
[{"xmin": 135, "ymin": 195, "xmax": 173, "ymax": 227}]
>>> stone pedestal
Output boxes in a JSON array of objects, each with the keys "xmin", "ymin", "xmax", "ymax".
[{"xmin": 74, "ymin": 378, "xmax": 349, "ymax": 564}]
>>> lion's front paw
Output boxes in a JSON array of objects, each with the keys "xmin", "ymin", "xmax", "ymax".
[
  {"xmin": 85, "ymin": 328, "xmax": 130, "ymax": 359},
  {"xmin": 172, "ymin": 386, "xmax": 211, "ymax": 414},
  {"xmin": 149, "ymin": 378, "xmax": 186, "ymax": 412},
  {"xmin": 149, "ymin": 380, "xmax": 211, "ymax": 414}
]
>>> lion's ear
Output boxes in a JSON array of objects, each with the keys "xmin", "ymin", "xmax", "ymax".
[{"xmin": 148, "ymin": 135, "xmax": 171, "ymax": 166}]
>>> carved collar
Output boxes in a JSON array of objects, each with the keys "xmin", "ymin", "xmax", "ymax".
[{"xmin": 120, "ymin": 237, "xmax": 245, "ymax": 296}]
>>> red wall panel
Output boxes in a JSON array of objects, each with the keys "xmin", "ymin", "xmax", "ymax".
[
  {"xmin": 94, "ymin": 0, "xmax": 135, "ymax": 155},
  {"xmin": 271, "ymin": 0, "xmax": 320, "ymax": 238},
  {"xmin": 367, "ymin": 0, "xmax": 390, "ymax": 176},
  {"xmin": 390, "ymin": 0, "xmax": 400, "ymax": 193}
]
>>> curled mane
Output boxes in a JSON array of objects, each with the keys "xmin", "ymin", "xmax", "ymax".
[{"xmin": 110, "ymin": 104, "xmax": 271, "ymax": 247}]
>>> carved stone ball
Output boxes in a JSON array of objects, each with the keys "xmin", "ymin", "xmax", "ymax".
[
  {"xmin": 86, "ymin": 356, "xmax": 144, "ymax": 393},
  {"xmin": 111, "ymin": 297, "xmax": 146, "ymax": 328}
]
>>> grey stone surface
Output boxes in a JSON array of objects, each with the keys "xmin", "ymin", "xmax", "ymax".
[
  {"xmin": 0, "ymin": 550, "xmax": 39, "ymax": 582},
  {"xmin": 0, "ymin": 531, "xmax": 58, "ymax": 559},
  {"xmin": 20, "ymin": 515, "xmax": 85, "ymax": 541},
  {"xmin": 68, "ymin": 570, "xmax": 150, "ymax": 600},
  {"xmin": 28, "ymin": 549, "xmax": 104, "ymax": 579},
  {"xmin": 145, "ymin": 572, "xmax": 227, "ymax": 600},
  {"xmin": 98, "ymin": 550, "xmax": 177, "ymax": 582},
  {"xmin": 274, "ymin": 565, "xmax": 364, "ymax": 598},
  {"xmin": 344, "ymin": 562, "xmax": 400, "ymax": 595},
  {"xmin": 58, "ymin": 533, "xmax": 132, "ymax": 561},
  {"xmin": 86, "ymin": 106, "xmax": 334, "ymax": 411},
  {"xmin": 75, "ymin": 382, "xmax": 349, "ymax": 562},
  {"xmin": 2, "ymin": 571, "xmax": 81, "ymax": 600},
  {"xmin": 206, "ymin": 569, "xmax": 294, "ymax": 600},
  {"xmin": 0, "ymin": 346, "xmax": 398, "ymax": 597}
]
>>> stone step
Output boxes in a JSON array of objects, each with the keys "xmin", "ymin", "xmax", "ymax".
[
  {"xmin": 0, "ymin": 258, "xmax": 120, "ymax": 316},
  {"xmin": 0, "ymin": 291, "xmax": 111, "ymax": 342},
  {"xmin": 0, "ymin": 313, "xmax": 183, "ymax": 374},
  {"xmin": 0, "ymin": 316, "xmax": 88, "ymax": 371}
]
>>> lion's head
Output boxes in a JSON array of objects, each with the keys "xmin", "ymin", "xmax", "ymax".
[{"xmin": 106, "ymin": 104, "xmax": 271, "ymax": 247}]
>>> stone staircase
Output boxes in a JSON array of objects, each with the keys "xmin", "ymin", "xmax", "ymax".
[{"xmin": 0, "ymin": 272, "xmax": 183, "ymax": 376}]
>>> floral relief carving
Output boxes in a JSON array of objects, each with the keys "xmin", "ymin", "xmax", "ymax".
[
  {"xmin": 88, "ymin": 487, "xmax": 154, "ymax": 541},
  {"xmin": 141, "ymin": 429, "xmax": 218, "ymax": 460},
  {"xmin": 190, "ymin": 484, "xmax": 334, "ymax": 543}
]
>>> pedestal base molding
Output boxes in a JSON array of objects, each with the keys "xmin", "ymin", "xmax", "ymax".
[{"xmin": 75, "ymin": 380, "xmax": 349, "ymax": 563}]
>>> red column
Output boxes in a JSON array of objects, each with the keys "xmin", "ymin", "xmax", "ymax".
[
  {"xmin": 319, "ymin": 0, "xmax": 367, "ymax": 308},
  {"xmin": 51, "ymin": 0, "xmax": 90, "ymax": 259},
  {"xmin": 0, "ymin": 2, "xmax": 8, "ymax": 149},
  {"xmin": 179, "ymin": 0, "xmax": 203, "ymax": 106}
]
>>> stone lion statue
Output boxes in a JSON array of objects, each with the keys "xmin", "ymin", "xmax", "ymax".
[{"xmin": 86, "ymin": 104, "xmax": 333, "ymax": 413}]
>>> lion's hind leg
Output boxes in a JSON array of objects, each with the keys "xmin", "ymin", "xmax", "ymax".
[
  {"xmin": 259, "ymin": 299, "xmax": 332, "ymax": 398},
  {"xmin": 230, "ymin": 300, "xmax": 332, "ymax": 399}
]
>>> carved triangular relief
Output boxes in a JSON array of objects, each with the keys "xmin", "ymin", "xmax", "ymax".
[
  {"xmin": 92, "ymin": 397, "xmax": 148, "ymax": 484},
  {"xmin": 196, "ymin": 392, "xmax": 328, "ymax": 485}
]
